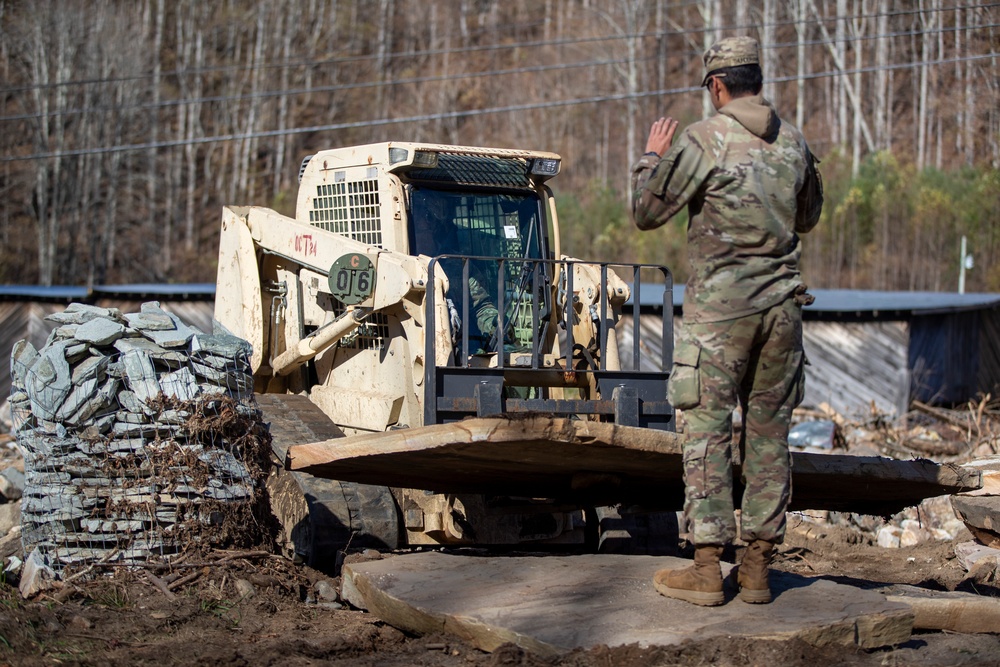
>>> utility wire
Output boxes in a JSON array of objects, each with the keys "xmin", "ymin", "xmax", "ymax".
[
  {"xmin": 3, "ymin": 52, "xmax": 994, "ymax": 164},
  {"xmin": 2, "ymin": 19, "xmax": 997, "ymax": 125},
  {"xmin": 1, "ymin": 0, "xmax": 994, "ymax": 95}
]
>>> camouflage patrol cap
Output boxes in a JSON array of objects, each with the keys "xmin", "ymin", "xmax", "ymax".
[{"xmin": 702, "ymin": 36, "xmax": 760, "ymax": 86}]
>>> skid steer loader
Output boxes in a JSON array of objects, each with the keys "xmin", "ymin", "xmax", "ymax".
[
  {"xmin": 214, "ymin": 142, "xmax": 679, "ymax": 566},
  {"xmin": 215, "ymin": 141, "xmax": 982, "ymax": 569}
]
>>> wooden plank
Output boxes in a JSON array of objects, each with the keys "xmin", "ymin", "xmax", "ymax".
[
  {"xmin": 288, "ymin": 417, "xmax": 688, "ymax": 508},
  {"xmin": 286, "ymin": 416, "xmax": 981, "ymax": 514},
  {"xmin": 877, "ymin": 584, "xmax": 1000, "ymax": 634}
]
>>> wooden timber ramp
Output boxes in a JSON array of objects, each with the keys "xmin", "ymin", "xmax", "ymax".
[{"xmin": 286, "ymin": 416, "xmax": 981, "ymax": 515}]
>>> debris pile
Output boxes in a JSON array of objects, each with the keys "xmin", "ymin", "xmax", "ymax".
[
  {"xmin": 8, "ymin": 302, "xmax": 273, "ymax": 580},
  {"xmin": 789, "ymin": 399, "xmax": 1000, "ymax": 577}
]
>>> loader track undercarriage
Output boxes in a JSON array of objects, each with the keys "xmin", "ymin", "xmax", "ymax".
[{"xmin": 257, "ymin": 393, "xmax": 400, "ymax": 571}]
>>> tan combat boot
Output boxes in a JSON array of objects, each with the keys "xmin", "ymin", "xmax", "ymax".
[
  {"xmin": 652, "ymin": 545, "xmax": 725, "ymax": 606},
  {"xmin": 735, "ymin": 539, "xmax": 774, "ymax": 603}
]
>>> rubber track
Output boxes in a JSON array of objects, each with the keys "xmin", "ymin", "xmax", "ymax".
[{"xmin": 256, "ymin": 394, "xmax": 400, "ymax": 569}]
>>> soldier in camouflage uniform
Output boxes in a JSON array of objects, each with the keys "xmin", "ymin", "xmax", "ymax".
[{"xmin": 629, "ymin": 36, "xmax": 823, "ymax": 606}]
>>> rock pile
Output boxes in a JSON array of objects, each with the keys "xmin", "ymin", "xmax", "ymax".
[{"xmin": 9, "ymin": 302, "xmax": 272, "ymax": 575}]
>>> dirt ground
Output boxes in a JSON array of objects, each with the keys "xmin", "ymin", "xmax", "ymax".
[{"xmin": 0, "ymin": 517, "xmax": 998, "ymax": 667}]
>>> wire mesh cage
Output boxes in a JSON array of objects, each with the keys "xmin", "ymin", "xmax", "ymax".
[{"xmin": 9, "ymin": 302, "xmax": 272, "ymax": 575}]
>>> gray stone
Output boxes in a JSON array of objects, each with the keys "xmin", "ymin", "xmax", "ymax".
[
  {"xmin": 110, "ymin": 421, "xmax": 161, "ymax": 438},
  {"xmin": 342, "ymin": 553, "xmax": 914, "ymax": 655},
  {"xmin": 203, "ymin": 483, "xmax": 251, "ymax": 501},
  {"xmin": 52, "ymin": 325, "xmax": 79, "ymax": 340},
  {"xmin": 71, "ymin": 354, "xmax": 109, "ymax": 385},
  {"xmin": 82, "ymin": 518, "xmax": 146, "ymax": 533},
  {"xmin": 64, "ymin": 343, "xmax": 90, "ymax": 362},
  {"xmin": 105, "ymin": 438, "xmax": 146, "ymax": 453},
  {"xmin": 10, "ymin": 340, "xmax": 39, "ymax": 386},
  {"xmin": 18, "ymin": 433, "xmax": 79, "ymax": 459},
  {"xmin": 234, "ymin": 578, "xmax": 256, "ymax": 600},
  {"xmin": 122, "ymin": 349, "xmax": 161, "ymax": 401},
  {"xmin": 19, "ymin": 548, "xmax": 56, "ymax": 598},
  {"xmin": 25, "ymin": 470, "xmax": 72, "ymax": 485},
  {"xmin": 133, "ymin": 305, "xmax": 199, "ymax": 349},
  {"xmin": 55, "ymin": 377, "xmax": 99, "ymax": 423},
  {"xmin": 113, "ymin": 333, "xmax": 164, "ymax": 357},
  {"xmin": 124, "ymin": 311, "xmax": 176, "ymax": 331},
  {"xmin": 67, "ymin": 377, "xmax": 121, "ymax": 426},
  {"xmin": 189, "ymin": 360, "xmax": 227, "ymax": 384},
  {"xmin": 199, "ymin": 450, "xmax": 250, "ymax": 480},
  {"xmin": 315, "ymin": 579, "xmax": 339, "ymax": 602},
  {"xmin": 74, "ymin": 318, "xmax": 126, "ymax": 346},
  {"xmin": 191, "ymin": 333, "xmax": 252, "ymax": 360},
  {"xmin": 77, "ymin": 411, "xmax": 116, "ymax": 437},
  {"xmin": 156, "ymin": 409, "xmax": 190, "ymax": 425},
  {"xmin": 24, "ymin": 340, "xmax": 74, "ymax": 421},
  {"xmin": 160, "ymin": 367, "xmax": 198, "ymax": 401},
  {"xmin": 45, "ymin": 304, "xmax": 122, "ymax": 325},
  {"xmin": 192, "ymin": 352, "xmax": 245, "ymax": 372},
  {"xmin": 116, "ymin": 409, "xmax": 151, "ymax": 425},
  {"xmin": 0, "ymin": 468, "xmax": 25, "ymax": 501},
  {"xmin": 114, "ymin": 337, "xmax": 187, "ymax": 368}
]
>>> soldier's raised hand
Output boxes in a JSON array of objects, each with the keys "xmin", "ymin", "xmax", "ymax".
[{"xmin": 644, "ymin": 117, "xmax": 679, "ymax": 157}]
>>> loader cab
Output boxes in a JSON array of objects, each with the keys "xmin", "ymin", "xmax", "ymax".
[{"xmin": 408, "ymin": 186, "xmax": 550, "ymax": 356}]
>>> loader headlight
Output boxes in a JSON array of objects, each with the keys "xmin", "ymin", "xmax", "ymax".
[
  {"xmin": 529, "ymin": 157, "xmax": 560, "ymax": 179},
  {"xmin": 388, "ymin": 148, "xmax": 439, "ymax": 169},
  {"xmin": 412, "ymin": 150, "xmax": 439, "ymax": 168},
  {"xmin": 389, "ymin": 148, "xmax": 409, "ymax": 164}
]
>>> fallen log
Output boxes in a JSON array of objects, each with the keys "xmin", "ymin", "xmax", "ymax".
[{"xmin": 875, "ymin": 584, "xmax": 1000, "ymax": 634}]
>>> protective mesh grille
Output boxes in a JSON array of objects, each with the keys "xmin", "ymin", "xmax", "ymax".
[
  {"xmin": 408, "ymin": 154, "xmax": 530, "ymax": 188},
  {"xmin": 309, "ymin": 179, "xmax": 382, "ymax": 247}
]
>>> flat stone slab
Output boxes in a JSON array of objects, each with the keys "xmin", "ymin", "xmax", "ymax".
[
  {"xmin": 288, "ymin": 416, "xmax": 980, "ymax": 515},
  {"xmin": 342, "ymin": 552, "xmax": 913, "ymax": 657}
]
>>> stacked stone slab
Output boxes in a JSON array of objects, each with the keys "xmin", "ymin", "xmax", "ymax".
[{"xmin": 9, "ymin": 302, "xmax": 270, "ymax": 573}]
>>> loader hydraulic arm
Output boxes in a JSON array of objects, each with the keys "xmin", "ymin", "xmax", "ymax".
[
  {"xmin": 270, "ymin": 306, "xmax": 371, "ymax": 376},
  {"xmin": 216, "ymin": 205, "xmax": 430, "ymax": 377}
]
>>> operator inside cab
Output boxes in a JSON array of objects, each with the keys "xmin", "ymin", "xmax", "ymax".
[{"xmin": 408, "ymin": 187, "xmax": 546, "ymax": 356}]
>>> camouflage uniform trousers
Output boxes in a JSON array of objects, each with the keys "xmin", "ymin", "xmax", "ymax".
[{"xmin": 668, "ymin": 297, "xmax": 806, "ymax": 546}]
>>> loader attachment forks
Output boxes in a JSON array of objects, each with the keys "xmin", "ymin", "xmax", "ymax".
[{"xmin": 425, "ymin": 258, "xmax": 675, "ymax": 431}]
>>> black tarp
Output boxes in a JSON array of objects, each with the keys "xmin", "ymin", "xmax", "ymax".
[{"xmin": 909, "ymin": 307, "xmax": 1000, "ymax": 404}]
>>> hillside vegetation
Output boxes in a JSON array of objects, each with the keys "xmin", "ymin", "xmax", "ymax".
[{"xmin": 0, "ymin": 0, "xmax": 997, "ymax": 291}]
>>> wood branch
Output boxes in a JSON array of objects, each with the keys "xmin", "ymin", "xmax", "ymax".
[
  {"xmin": 143, "ymin": 571, "xmax": 177, "ymax": 600},
  {"xmin": 167, "ymin": 566, "xmax": 208, "ymax": 591},
  {"xmin": 911, "ymin": 400, "xmax": 969, "ymax": 428}
]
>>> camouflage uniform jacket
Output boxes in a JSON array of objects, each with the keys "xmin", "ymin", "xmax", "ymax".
[{"xmin": 630, "ymin": 94, "xmax": 823, "ymax": 323}]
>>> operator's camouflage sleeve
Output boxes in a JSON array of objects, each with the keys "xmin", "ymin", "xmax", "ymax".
[
  {"xmin": 629, "ymin": 113, "xmax": 823, "ymax": 324},
  {"xmin": 469, "ymin": 273, "xmax": 498, "ymax": 337}
]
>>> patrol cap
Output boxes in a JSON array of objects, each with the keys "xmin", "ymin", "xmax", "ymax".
[{"xmin": 702, "ymin": 36, "xmax": 760, "ymax": 86}]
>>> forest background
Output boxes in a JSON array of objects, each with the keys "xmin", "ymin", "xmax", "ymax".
[{"xmin": 0, "ymin": 0, "xmax": 998, "ymax": 293}]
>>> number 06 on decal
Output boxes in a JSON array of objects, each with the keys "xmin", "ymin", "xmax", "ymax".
[{"xmin": 328, "ymin": 253, "xmax": 376, "ymax": 306}]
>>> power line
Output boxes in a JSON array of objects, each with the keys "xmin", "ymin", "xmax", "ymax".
[
  {"xmin": 1, "ymin": 0, "xmax": 994, "ymax": 95},
  {"xmin": 2, "ymin": 18, "xmax": 997, "ymax": 126},
  {"xmin": 3, "ymin": 52, "xmax": 994, "ymax": 164}
]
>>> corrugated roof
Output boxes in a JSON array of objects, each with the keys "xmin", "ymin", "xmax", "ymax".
[
  {"xmin": 627, "ymin": 284, "xmax": 1000, "ymax": 321},
  {"xmin": 0, "ymin": 285, "xmax": 89, "ymax": 301},
  {"xmin": 0, "ymin": 284, "xmax": 216, "ymax": 302},
  {"xmin": 1, "ymin": 283, "xmax": 998, "ymax": 321}
]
